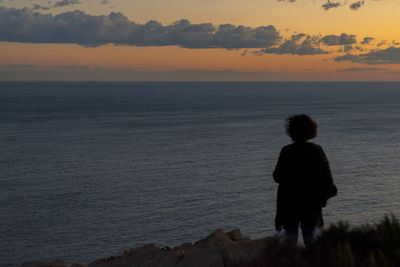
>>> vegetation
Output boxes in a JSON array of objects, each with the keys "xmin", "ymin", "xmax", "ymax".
[{"xmin": 256, "ymin": 214, "xmax": 400, "ymax": 267}]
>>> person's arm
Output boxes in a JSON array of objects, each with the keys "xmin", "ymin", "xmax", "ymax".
[
  {"xmin": 320, "ymin": 146, "xmax": 337, "ymax": 200},
  {"xmin": 273, "ymin": 147, "xmax": 287, "ymax": 184}
]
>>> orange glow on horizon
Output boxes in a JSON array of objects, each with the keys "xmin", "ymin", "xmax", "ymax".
[{"xmin": 1, "ymin": 41, "xmax": 400, "ymax": 81}]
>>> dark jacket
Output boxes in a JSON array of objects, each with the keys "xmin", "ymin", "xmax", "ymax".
[{"xmin": 273, "ymin": 141, "xmax": 337, "ymax": 231}]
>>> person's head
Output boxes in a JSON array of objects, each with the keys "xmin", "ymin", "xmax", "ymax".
[{"xmin": 285, "ymin": 114, "xmax": 317, "ymax": 142}]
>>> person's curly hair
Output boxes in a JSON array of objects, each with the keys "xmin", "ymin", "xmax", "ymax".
[{"xmin": 285, "ymin": 114, "xmax": 317, "ymax": 142}]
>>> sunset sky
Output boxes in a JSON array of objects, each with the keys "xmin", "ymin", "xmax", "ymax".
[{"xmin": 0, "ymin": 0, "xmax": 400, "ymax": 81}]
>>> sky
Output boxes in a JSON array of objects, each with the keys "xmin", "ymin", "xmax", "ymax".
[{"xmin": 0, "ymin": 0, "xmax": 400, "ymax": 81}]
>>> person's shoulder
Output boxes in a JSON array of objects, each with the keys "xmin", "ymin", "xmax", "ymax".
[
  {"xmin": 306, "ymin": 141, "xmax": 321, "ymax": 148},
  {"xmin": 306, "ymin": 142, "xmax": 325, "ymax": 153},
  {"xmin": 277, "ymin": 144, "xmax": 292, "ymax": 155},
  {"xmin": 282, "ymin": 143, "xmax": 294, "ymax": 150}
]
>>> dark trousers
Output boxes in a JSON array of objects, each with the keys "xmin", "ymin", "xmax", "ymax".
[
  {"xmin": 284, "ymin": 225, "xmax": 315, "ymax": 247},
  {"xmin": 283, "ymin": 208, "xmax": 319, "ymax": 247}
]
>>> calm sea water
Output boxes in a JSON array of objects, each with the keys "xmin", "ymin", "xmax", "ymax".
[{"xmin": 1, "ymin": 82, "xmax": 400, "ymax": 266}]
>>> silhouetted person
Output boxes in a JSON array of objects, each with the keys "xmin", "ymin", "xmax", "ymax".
[{"xmin": 273, "ymin": 114, "xmax": 337, "ymax": 246}]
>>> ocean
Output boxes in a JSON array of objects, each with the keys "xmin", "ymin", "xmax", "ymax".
[{"xmin": 1, "ymin": 81, "xmax": 400, "ymax": 266}]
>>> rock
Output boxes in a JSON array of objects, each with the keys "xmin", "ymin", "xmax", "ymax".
[
  {"xmin": 220, "ymin": 243, "xmax": 251, "ymax": 267},
  {"xmin": 133, "ymin": 243, "xmax": 158, "ymax": 255},
  {"xmin": 195, "ymin": 229, "xmax": 231, "ymax": 246},
  {"xmin": 173, "ymin": 242, "xmax": 193, "ymax": 251},
  {"xmin": 238, "ymin": 237, "xmax": 270, "ymax": 257},
  {"xmin": 176, "ymin": 246, "xmax": 224, "ymax": 267},
  {"xmin": 173, "ymin": 242, "xmax": 194, "ymax": 256},
  {"xmin": 144, "ymin": 250, "xmax": 180, "ymax": 267},
  {"xmin": 226, "ymin": 229, "xmax": 243, "ymax": 241},
  {"xmin": 89, "ymin": 248, "xmax": 179, "ymax": 267},
  {"xmin": 21, "ymin": 229, "xmax": 272, "ymax": 267}
]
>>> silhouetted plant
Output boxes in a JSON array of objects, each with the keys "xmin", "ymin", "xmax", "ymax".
[
  {"xmin": 257, "ymin": 214, "xmax": 400, "ymax": 267},
  {"xmin": 337, "ymin": 241, "xmax": 354, "ymax": 267}
]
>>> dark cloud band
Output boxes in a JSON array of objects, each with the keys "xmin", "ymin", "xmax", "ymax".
[
  {"xmin": 256, "ymin": 34, "xmax": 328, "ymax": 55},
  {"xmin": 0, "ymin": 64, "xmax": 276, "ymax": 81},
  {"xmin": 0, "ymin": 7, "xmax": 281, "ymax": 49},
  {"xmin": 321, "ymin": 1, "xmax": 341, "ymax": 10},
  {"xmin": 339, "ymin": 67, "xmax": 389, "ymax": 72},
  {"xmin": 320, "ymin": 33, "xmax": 357, "ymax": 46},
  {"xmin": 350, "ymin": 1, "xmax": 364, "ymax": 11},
  {"xmin": 361, "ymin": 37, "xmax": 374, "ymax": 45},
  {"xmin": 54, "ymin": 0, "xmax": 82, "ymax": 8},
  {"xmin": 335, "ymin": 47, "xmax": 400, "ymax": 64}
]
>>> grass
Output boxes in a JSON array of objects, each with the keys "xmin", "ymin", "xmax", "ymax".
[{"xmin": 255, "ymin": 214, "xmax": 400, "ymax": 267}]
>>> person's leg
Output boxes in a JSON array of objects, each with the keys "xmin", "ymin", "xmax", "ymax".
[
  {"xmin": 284, "ymin": 226, "xmax": 299, "ymax": 246},
  {"xmin": 300, "ymin": 209, "xmax": 319, "ymax": 247},
  {"xmin": 301, "ymin": 227, "xmax": 315, "ymax": 247}
]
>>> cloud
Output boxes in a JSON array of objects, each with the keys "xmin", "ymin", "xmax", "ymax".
[
  {"xmin": 343, "ymin": 45, "xmax": 353, "ymax": 52},
  {"xmin": 345, "ymin": 45, "xmax": 354, "ymax": 52},
  {"xmin": 256, "ymin": 33, "xmax": 328, "ymax": 55},
  {"xmin": 54, "ymin": 0, "xmax": 82, "ymax": 8},
  {"xmin": 337, "ymin": 45, "xmax": 353, "ymax": 52},
  {"xmin": 32, "ymin": 4, "xmax": 51, "ymax": 11},
  {"xmin": 279, "ymin": 0, "xmax": 366, "ymax": 11},
  {"xmin": 361, "ymin": 37, "xmax": 374, "ymax": 45},
  {"xmin": 335, "ymin": 46, "xmax": 400, "ymax": 64},
  {"xmin": 31, "ymin": 0, "xmax": 82, "ymax": 10},
  {"xmin": 320, "ymin": 33, "xmax": 357, "ymax": 46},
  {"xmin": 377, "ymin": 40, "xmax": 387, "ymax": 47},
  {"xmin": 0, "ymin": 64, "xmax": 276, "ymax": 81},
  {"xmin": 349, "ymin": 1, "xmax": 364, "ymax": 10},
  {"xmin": 0, "ymin": 64, "xmax": 38, "ymax": 69},
  {"xmin": 0, "ymin": 7, "xmax": 281, "ymax": 49},
  {"xmin": 0, "ymin": 64, "xmax": 90, "ymax": 70},
  {"xmin": 321, "ymin": 1, "xmax": 341, "ymax": 10},
  {"xmin": 334, "ymin": 53, "xmax": 360, "ymax": 62},
  {"xmin": 354, "ymin": 46, "xmax": 363, "ymax": 51},
  {"xmin": 339, "ymin": 67, "xmax": 389, "ymax": 72}
]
